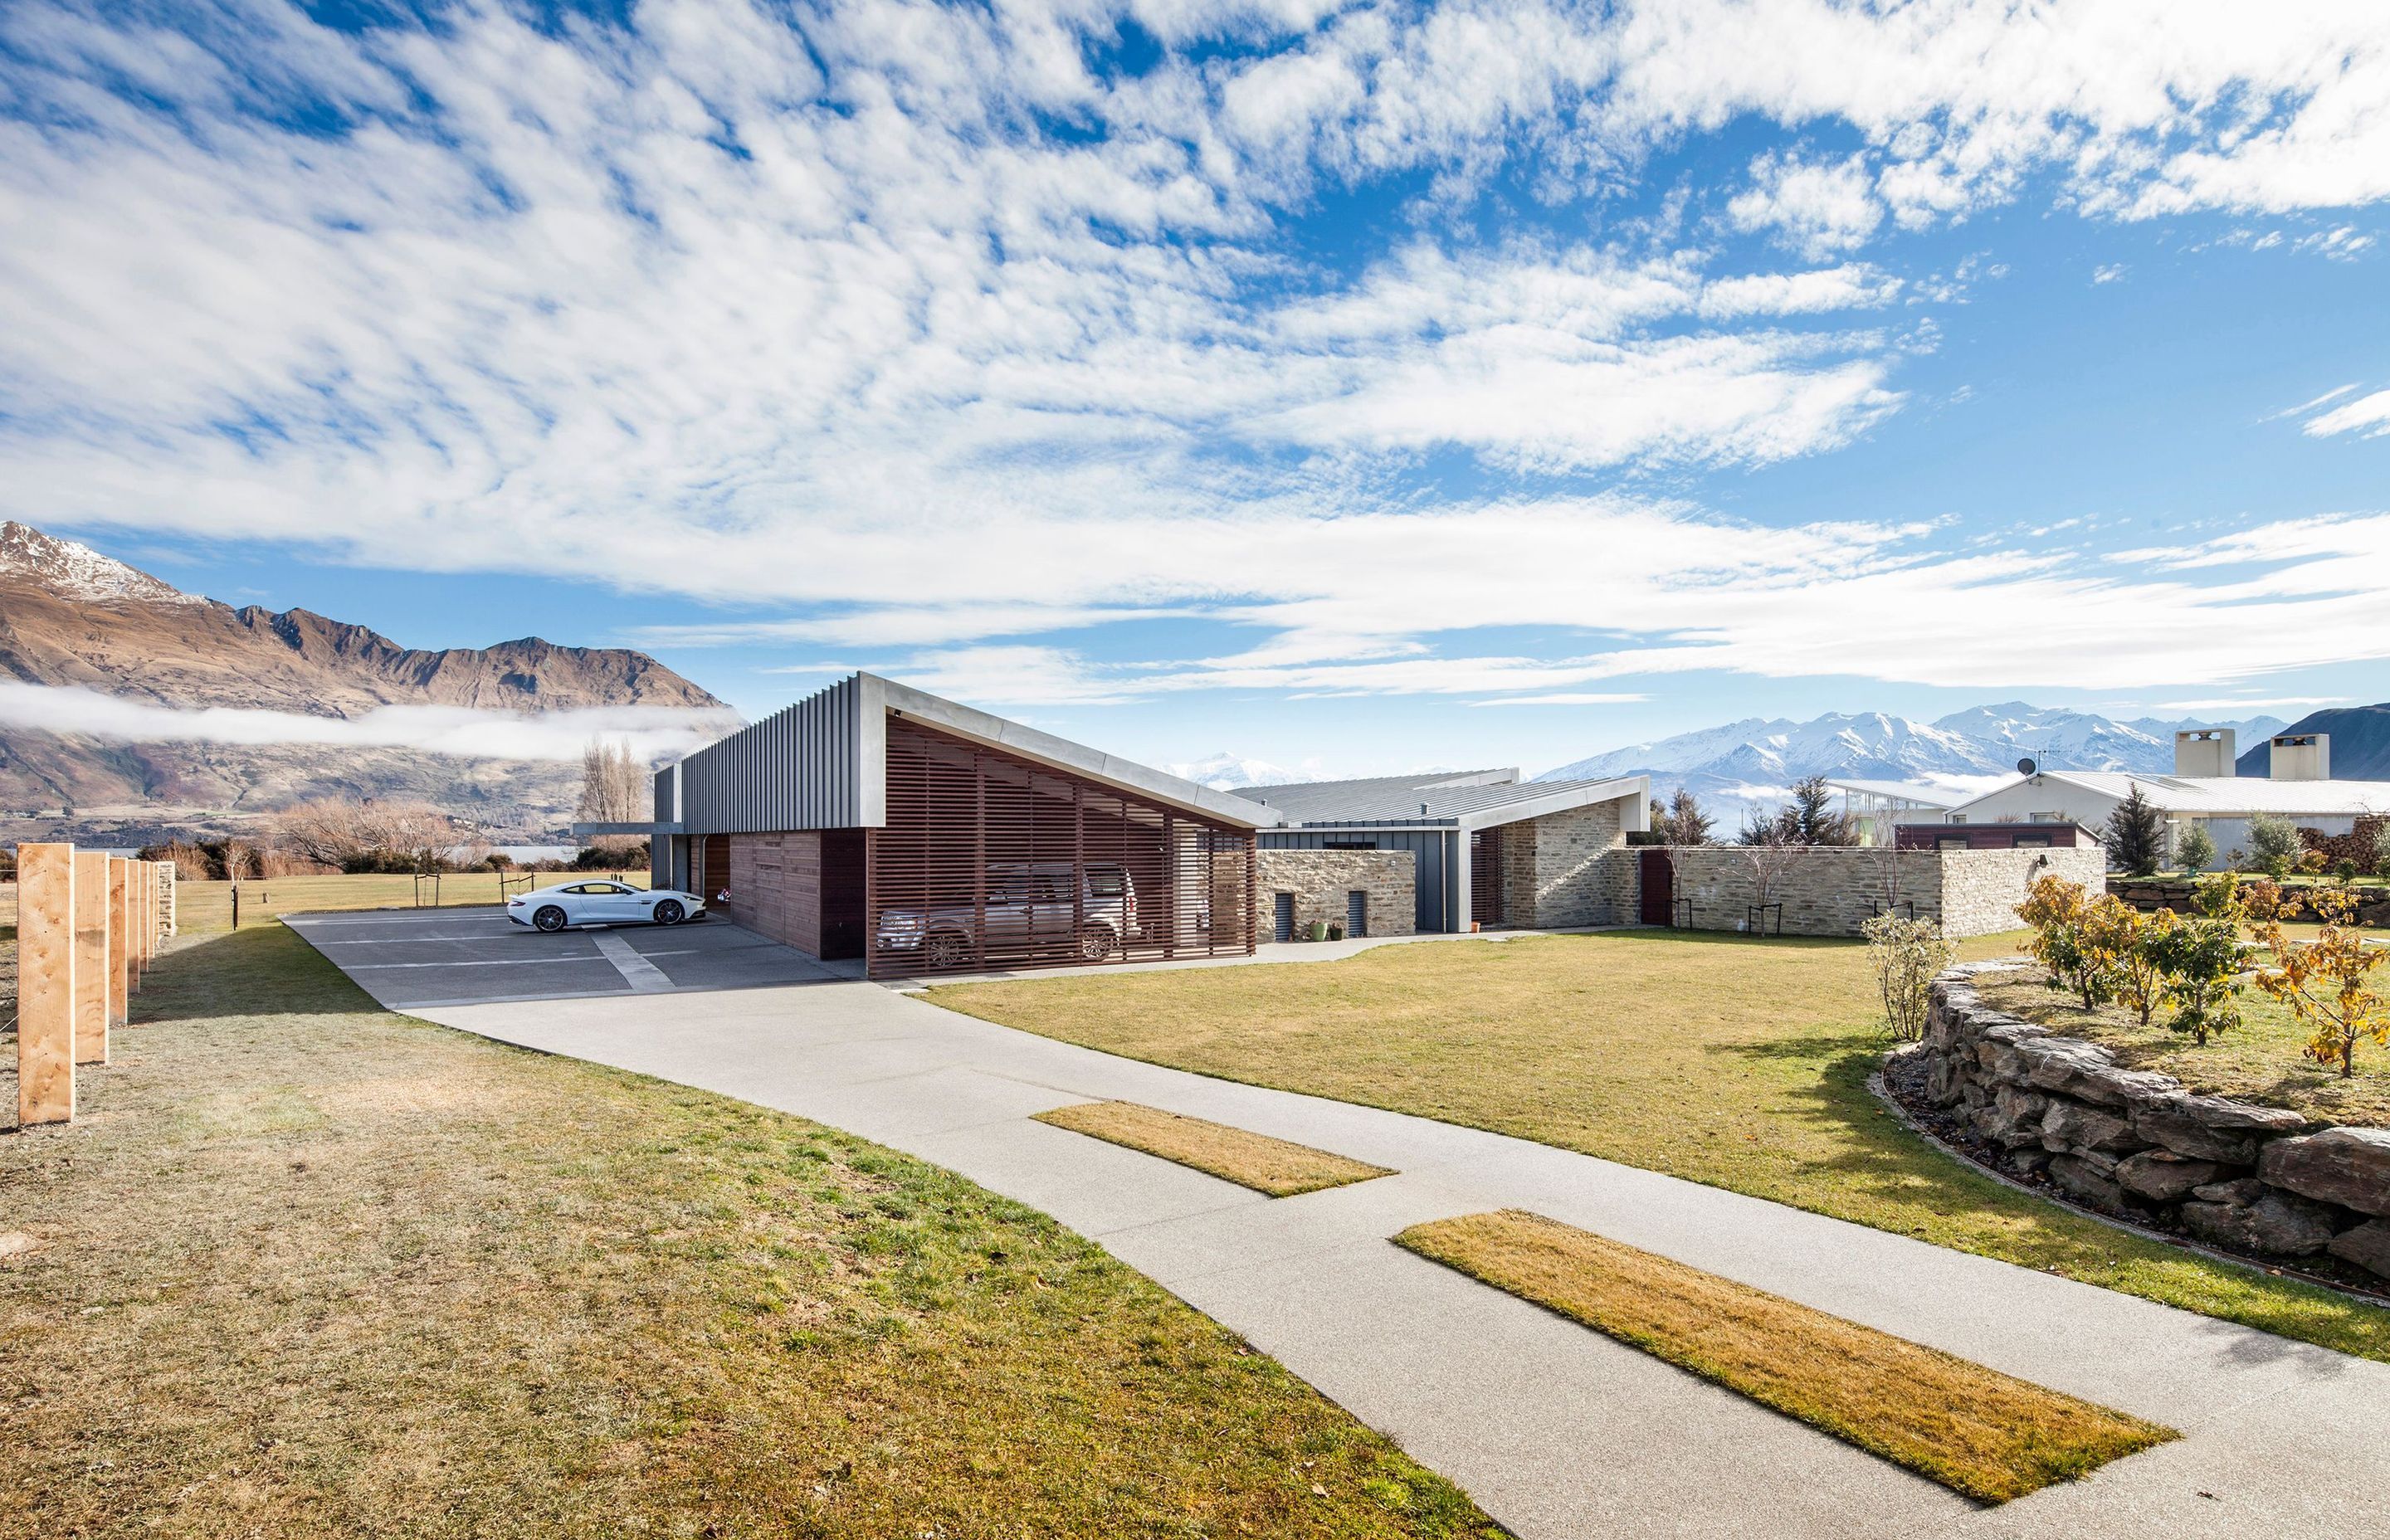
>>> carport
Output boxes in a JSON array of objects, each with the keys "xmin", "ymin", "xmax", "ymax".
[{"xmin": 285, "ymin": 906, "xmax": 850, "ymax": 1011}]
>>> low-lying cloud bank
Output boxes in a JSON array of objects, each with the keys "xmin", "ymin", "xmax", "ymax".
[{"xmin": 0, "ymin": 685, "xmax": 739, "ymax": 763}]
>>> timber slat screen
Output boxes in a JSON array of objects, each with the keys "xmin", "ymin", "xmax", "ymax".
[
  {"xmin": 1469, "ymin": 828, "xmax": 1503, "ymax": 927},
  {"xmin": 870, "ymin": 718, "xmax": 1256, "ymax": 978}
]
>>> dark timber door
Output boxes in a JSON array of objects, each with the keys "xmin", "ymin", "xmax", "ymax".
[{"xmin": 1639, "ymin": 849, "xmax": 1675, "ymax": 926}]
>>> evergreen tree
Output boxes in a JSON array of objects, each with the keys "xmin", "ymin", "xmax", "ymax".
[
  {"xmin": 2105, "ymin": 785, "xmax": 2166, "ymax": 876},
  {"xmin": 1780, "ymin": 774, "xmax": 1857, "ymax": 846},
  {"xmin": 1667, "ymin": 787, "xmax": 1714, "ymax": 846}
]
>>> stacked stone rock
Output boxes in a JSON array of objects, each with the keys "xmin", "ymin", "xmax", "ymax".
[
  {"xmin": 2110, "ymin": 878, "xmax": 2390, "ymax": 927},
  {"xmin": 1921, "ymin": 962, "xmax": 2390, "ymax": 1282}
]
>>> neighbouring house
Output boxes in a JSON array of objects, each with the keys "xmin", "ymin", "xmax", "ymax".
[
  {"xmin": 1892, "ymin": 822, "xmax": 2102, "ymax": 851},
  {"xmin": 1234, "ymin": 769, "xmax": 1651, "ymax": 936},
  {"xmin": 646, "ymin": 674, "xmax": 1278, "ymax": 978},
  {"xmin": 1824, "ymin": 778, "xmax": 1970, "ymax": 846},
  {"xmin": 1930, "ymin": 729, "xmax": 2390, "ymax": 863}
]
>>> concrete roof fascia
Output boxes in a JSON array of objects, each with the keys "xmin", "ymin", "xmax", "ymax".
[
  {"xmin": 1451, "ymin": 776, "xmax": 1651, "ymax": 833},
  {"xmin": 864, "ymin": 674, "xmax": 1284, "ymax": 829}
]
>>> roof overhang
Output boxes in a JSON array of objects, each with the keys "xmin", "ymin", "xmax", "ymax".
[
  {"xmin": 867, "ymin": 674, "xmax": 1285, "ymax": 830},
  {"xmin": 1451, "ymin": 775, "xmax": 1649, "ymax": 833}
]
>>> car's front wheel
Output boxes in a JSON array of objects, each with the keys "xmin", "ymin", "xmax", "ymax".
[
  {"xmin": 923, "ymin": 930, "xmax": 971, "ymax": 970},
  {"xmin": 1078, "ymin": 924, "xmax": 1116, "ymax": 962},
  {"xmin": 533, "ymin": 904, "xmax": 568, "ymax": 933},
  {"xmin": 652, "ymin": 899, "xmax": 685, "ymax": 926}
]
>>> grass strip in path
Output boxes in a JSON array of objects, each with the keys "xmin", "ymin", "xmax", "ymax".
[
  {"xmin": 1035, "ymin": 1100, "xmax": 1394, "ymax": 1196},
  {"xmin": 1397, "ymin": 1210, "xmax": 2175, "ymax": 1505}
]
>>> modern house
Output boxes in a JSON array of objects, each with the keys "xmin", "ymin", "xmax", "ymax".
[
  {"xmin": 646, "ymin": 674, "xmax": 1651, "ymax": 976},
  {"xmin": 1236, "ymin": 769, "xmax": 1651, "ymax": 935},
  {"xmin": 651, "ymin": 674, "xmax": 1276, "ymax": 978},
  {"xmin": 1823, "ymin": 779, "xmax": 1969, "ymax": 846},
  {"xmin": 1930, "ymin": 729, "xmax": 2390, "ymax": 860}
]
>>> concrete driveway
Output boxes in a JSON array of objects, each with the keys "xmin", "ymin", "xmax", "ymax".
[
  {"xmin": 282, "ymin": 906, "xmax": 850, "ymax": 1010},
  {"xmin": 287, "ymin": 937, "xmax": 2385, "ymax": 1540}
]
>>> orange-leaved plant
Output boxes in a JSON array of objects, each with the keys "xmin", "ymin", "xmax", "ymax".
[{"xmin": 2254, "ymin": 889, "xmax": 2390, "ymax": 1079}]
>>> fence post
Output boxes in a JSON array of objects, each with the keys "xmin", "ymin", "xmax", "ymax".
[
  {"xmin": 73, "ymin": 850, "xmax": 110, "ymax": 1065},
  {"xmin": 109, "ymin": 856, "xmax": 130, "ymax": 1026},
  {"xmin": 17, "ymin": 843, "xmax": 76, "ymax": 1126}
]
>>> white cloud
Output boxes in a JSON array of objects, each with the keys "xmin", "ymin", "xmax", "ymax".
[
  {"xmin": 0, "ymin": 685, "xmax": 737, "ymax": 762},
  {"xmin": 1470, "ymin": 692, "xmax": 1651, "ymax": 707},
  {"xmin": 2302, "ymin": 389, "xmax": 2390, "ymax": 438},
  {"xmin": 1726, "ymin": 151, "xmax": 1881, "ymax": 258},
  {"xmin": 2092, "ymin": 263, "xmax": 2129, "ymax": 284}
]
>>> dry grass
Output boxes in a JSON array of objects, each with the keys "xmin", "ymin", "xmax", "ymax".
[
  {"xmin": 0, "ymin": 924, "xmax": 1495, "ymax": 1539},
  {"xmin": 1034, "ymin": 1102, "xmax": 1393, "ymax": 1196},
  {"xmin": 1982, "ymin": 970, "xmax": 2390, "ymax": 1128},
  {"xmin": 169, "ymin": 870, "xmax": 650, "ymax": 933},
  {"xmin": 929, "ymin": 929, "xmax": 2390, "ymax": 1364},
  {"xmin": 1396, "ymin": 1211, "xmax": 2174, "ymax": 1504}
]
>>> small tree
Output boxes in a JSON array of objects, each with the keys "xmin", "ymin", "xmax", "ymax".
[
  {"xmin": 2083, "ymin": 895, "xmax": 2161, "ymax": 1026},
  {"xmin": 2144, "ymin": 911, "xmax": 2246, "ymax": 1045},
  {"xmin": 2246, "ymin": 811, "xmax": 2301, "ymax": 880},
  {"xmin": 2174, "ymin": 821, "xmax": 2216, "ymax": 875},
  {"xmin": 1666, "ymin": 787, "xmax": 1714, "ymax": 846},
  {"xmin": 2254, "ymin": 889, "xmax": 2390, "ymax": 1079},
  {"xmin": 2103, "ymin": 786, "xmax": 2165, "ymax": 877},
  {"xmin": 1864, "ymin": 914, "xmax": 1953, "ymax": 1042},
  {"xmin": 1738, "ymin": 820, "xmax": 1797, "ymax": 931},
  {"xmin": 2017, "ymin": 875, "xmax": 2111, "ymax": 1009}
]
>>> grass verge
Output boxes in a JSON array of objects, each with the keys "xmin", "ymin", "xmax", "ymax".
[
  {"xmin": 167, "ymin": 870, "xmax": 649, "ymax": 932},
  {"xmin": 1033, "ymin": 1101, "xmax": 1393, "ymax": 1196},
  {"xmin": 1396, "ymin": 1210, "xmax": 2173, "ymax": 1503},
  {"xmin": 0, "ymin": 924, "xmax": 1495, "ymax": 1538},
  {"xmin": 928, "ymin": 929, "xmax": 2390, "ymax": 1364}
]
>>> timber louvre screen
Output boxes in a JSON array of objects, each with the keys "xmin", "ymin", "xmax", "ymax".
[{"xmin": 870, "ymin": 718, "xmax": 1257, "ymax": 979}]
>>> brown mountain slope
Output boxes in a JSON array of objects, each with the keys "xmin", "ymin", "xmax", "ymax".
[{"xmin": 0, "ymin": 522, "xmax": 729, "ymax": 843}]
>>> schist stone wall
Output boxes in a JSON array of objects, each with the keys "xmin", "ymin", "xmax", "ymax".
[
  {"xmin": 1257, "ymin": 849, "xmax": 1416, "ymax": 938},
  {"xmin": 1631, "ymin": 845, "xmax": 2107, "ymax": 939},
  {"xmin": 1921, "ymin": 962, "xmax": 2390, "ymax": 1282},
  {"xmin": 1497, "ymin": 800, "xmax": 1634, "ymax": 928}
]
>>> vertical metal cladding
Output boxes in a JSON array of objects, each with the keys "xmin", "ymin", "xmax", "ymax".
[
  {"xmin": 676, "ymin": 675, "xmax": 864, "ymax": 835},
  {"xmin": 868, "ymin": 717, "xmax": 1256, "ymax": 979}
]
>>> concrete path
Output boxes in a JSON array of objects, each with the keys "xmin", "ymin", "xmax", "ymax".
[{"xmin": 335, "ymin": 949, "xmax": 2379, "ymax": 1538}]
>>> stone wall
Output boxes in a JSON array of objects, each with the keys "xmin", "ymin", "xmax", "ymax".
[
  {"xmin": 1626, "ymin": 844, "xmax": 2105, "ymax": 939},
  {"xmin": 1256, "ymin": 849, "xmax": 1415, "ymax": 938},
  {"xmin": 1920, "ymin": 963, "xmax": 2390, "ymax": 1281},
  {"xmin": 1499, "ymin": 801, "xmax": 1632, "ymax": 928},
  {"xmin": 2299, "ymin": 813, "xmax": 2388, "ymax": 869},
  {"xmin": 2112, "ymin": 877, "xmax": 2390, "ymax": 928}
]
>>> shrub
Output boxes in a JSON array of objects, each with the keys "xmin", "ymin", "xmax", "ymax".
[
  {"xmin": 2246, "ymin": 812, "xmax": 2301, "ymax": 880},
  {"xmin": 2239, "ymin": 876, "xmax": 2285, "ymax": 923},
  {"xmin": 2174, "ymin": 821, "xmax": 2216, "ymax": 875},
  {"xmin": 2373, "ymin": 823, "xmax": 2390, "ymax": 879},
  {"xmin": 1864, "ymin": 914, "xmax": 1953, "ymax": 1043},
  {"xmin": 2298, "ymin": 847, "xmax": 2330, "ymax": 877},
  {"xmin": 2083, "ymin": 896, "xmax": 2161, "ymax": 1027},
  {"xmin": 2334, "ymin": 857, "xmax": 2360, "ymax": 884},
  {"xmin": 2255, "ymin": 889, "xmax": 2390, "ymax": 1079}
]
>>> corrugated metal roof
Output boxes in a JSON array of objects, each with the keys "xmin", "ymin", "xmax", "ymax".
[
  {"xmin": 1960, "ymin": 771, "xmax": 2390, "ymax": 816},
  {"xmin": 1238, "ymin": 772, "xmax": 1641, "ymax": 826}
]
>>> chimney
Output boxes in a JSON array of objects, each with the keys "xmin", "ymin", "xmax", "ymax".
[
  {"xmin": 2173, "ymin": 728, "xmax": 2236, "ymax": 778},
  {"xmin": 2268, "ymin": 733, "xmax": 2331, "ymax": 782}
]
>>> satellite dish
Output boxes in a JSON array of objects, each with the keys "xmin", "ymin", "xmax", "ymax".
[{"xmin": 2017, "ymin": 757, "xmax": 2037, "ymax": 776}]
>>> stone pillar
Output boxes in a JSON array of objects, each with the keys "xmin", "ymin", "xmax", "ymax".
[
  {"xmin": 74, "ymin": 850, "xmax": 111, "ymax": 1065},
  {"xmin": 17, "ymin": 843, "xmax": 76, "ymax": 1126},
  {"xmin": 109, "ymin": 856, "xmax": 130, "ymax": 1026}
]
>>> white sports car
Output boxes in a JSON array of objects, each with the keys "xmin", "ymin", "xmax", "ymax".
[{"xmin": 508, "ymin": 880, "xmax": 706, "ymax": 933}]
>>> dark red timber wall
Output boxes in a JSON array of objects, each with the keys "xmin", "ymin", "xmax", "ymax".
[
  {"xmin": 869, "ymin": 717, "xmax": 1256, "ymax": 978},
  {"xmin": 725, "ymin": 829, "xmax": 867, "ymax": 959}
]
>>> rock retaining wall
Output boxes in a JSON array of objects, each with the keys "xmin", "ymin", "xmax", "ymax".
[
  {"xmin": 1921, "ymin": 962, "xmax": 2390, "ymax": 1281},
  {"xmin": 2110, "ymin": 878, "xmax": 2390, "ymax": 927}
]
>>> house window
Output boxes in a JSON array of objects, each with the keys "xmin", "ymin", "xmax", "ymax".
[{"xmin": 1937, "ymin": 836, "xmax": 1968, "ymax": 851}]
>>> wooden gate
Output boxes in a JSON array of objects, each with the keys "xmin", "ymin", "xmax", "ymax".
[{"xmin": 1639, "ymin": 849, "xmax": 1675, "ymax": 927}]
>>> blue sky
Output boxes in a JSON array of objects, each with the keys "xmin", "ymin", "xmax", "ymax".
[{"xmin": 4, "ymin": 0, "xmax": 2389, "ymax": 778}]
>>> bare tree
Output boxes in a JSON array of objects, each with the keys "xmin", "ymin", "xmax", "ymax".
[
  {"xmin": 1740, "ymin": 821, "xmax": 1797, "ymax": 933},
  {"xmin": 280, "ymin": 797, "xmax": 472, "ymax": 872},
  {"xmin": 578, "ymin": 738, "xmax": 649, "ymax": 853}
]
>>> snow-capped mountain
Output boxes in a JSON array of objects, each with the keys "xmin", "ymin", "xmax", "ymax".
[
  {"xmin": 0, "ymin": 520, "xmax": 202, "ymax": 605},
  {"xmin": 1164, "ymin": 752, "xmax": 1303, "ymax": 791},
  {"xmin": 1537, "ymin": 703, "xmax": 2290, "ymax": 826}
]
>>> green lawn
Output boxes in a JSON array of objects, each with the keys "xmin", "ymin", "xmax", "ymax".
[
  {"xmin": 0, "ymin": 926, "xmax": 1494, "ymax": 1538},
  {"xmin": 928, "ymin": 929, "xmax": 2390, "ymax": 1365},
  {"xmin": 169, "ymin": 870, "xmax": 651, "ymax": 933}
]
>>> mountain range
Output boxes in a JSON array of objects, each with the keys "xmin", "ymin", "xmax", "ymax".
[
  {"xmin": 1532, "ymin": 702, "xmax": 2310, "ymax": 826},
  {"xmin": 0, "ymin": 522, "xmax": 728, "ymax": 846}
]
